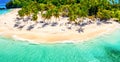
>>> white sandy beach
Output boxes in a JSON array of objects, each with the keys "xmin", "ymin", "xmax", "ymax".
[{"xmin": 0, "ymin": 9, "xmax": 120, "ymax": 43}]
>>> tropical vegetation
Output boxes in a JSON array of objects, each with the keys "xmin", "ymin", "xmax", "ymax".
[{"xmin": 6, "ymin": 0, "xmax": 120, "ymax": 22}]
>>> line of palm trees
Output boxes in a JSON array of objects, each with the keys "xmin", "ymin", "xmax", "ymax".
[{"xmin": 17, "ymin": 0, "xmax": 120, "ymax": 22}]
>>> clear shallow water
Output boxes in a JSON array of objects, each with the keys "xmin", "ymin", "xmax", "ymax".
[
  {"xmin": 0, "ymin": 0, "xmax": 120, "ymax": 62},
  {"xmin": 0, "ymin": 9, "xmax": 10, "ymax": 15},
  {"xmin": 0, "ymin": 29, "xmax": 120, "ymax": 62}
]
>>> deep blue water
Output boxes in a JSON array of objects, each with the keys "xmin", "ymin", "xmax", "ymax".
[
  {"xmin": 0, "ymin": 0, "xmax": 10, "ymax": 8},
  {"xmin": 0, "ymin": 0, "xmax": 11, "ymax": 15}
]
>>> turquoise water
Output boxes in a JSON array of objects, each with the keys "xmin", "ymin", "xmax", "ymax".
[
  {"xmin": 0, "ymin": 29, "xmax": 120, "ymax": 62},
  {"xmin": 0, "ymin": 9, "xmax": 10, "ymax": 15}
]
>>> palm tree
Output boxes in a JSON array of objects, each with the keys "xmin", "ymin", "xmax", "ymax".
[
  {"xmin": 32, "ymin": 13, "xmax": 38, "ymax": 21},
  {"xmin": 42, "ymin": 9, "xmax": 53, "ymax": 22},
  {"xmin": 37, "ymin": 3, "xmax": 46, "ymax": 14},
  {"xmin": 68, "ymin": 9, "xmax": 77, "ymax": 22},
  {"xmin": 22, "ymin": 6, "xmax": 31, "ymax": 16},
  {"xmin": 97, "ymin": 9, "xmax": 111, "ymax": 20},
  {"xmin": 15, "ymin": 0, "xmax": 120, "ymax": 22},
  {"xmin": 53, "ymin": 7, "xmax": 60, "ymax": 21},
  {"xmin": 69, "ymin": 15, "xmax": 77, "ymax": 22},
  {"xmin": 18, "ymin": 10, "xmax": 25, "ymax": 18},
  {"xmin": 46, "ymin": 2, "xmax": 55, "ymax": 10},
  {"xmin": 61, "ymin": 5, "xmax": 70, "ymax": 17}
]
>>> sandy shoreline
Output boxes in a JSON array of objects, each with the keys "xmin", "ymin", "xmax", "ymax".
[{"xmin": 0, "ymin": 9, "xmax": 120, "ymax": 44}]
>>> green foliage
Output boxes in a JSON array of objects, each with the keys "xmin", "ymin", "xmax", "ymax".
[
  {"xmin": 42, "ymin": 9, "xmax": 53, "ymax": 21},
  {"xmin": 18, "ymin": 10, "xmax": 24, "ymax": 17},
  {"xmin": 6, "ymin": 0, "xmax": 28, "ymax": 8},
  {"xmin": 52, "ymin": 7, "xmax": 60, "ymax": 19},
  {"xmin": 69, "ymin": 15, "xmax": 77, "ymax": 22},
  {"xmin": 37, "ymin": 3, "xmax": 46, "ymax": 13},
  {"xmin": 97, "ymin": 10, "xmax": 112, "ymax": 20},
  {"xmin": 6, "ymin": 0, "xmax": 120, "ymax": 22},
  {"xmin": 115, "ymin": 11, "xmax": 120, "ymax": 22},
  {"xmin": 32, "ymin": 14, "xmax": 38, "ymax": 21}
]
